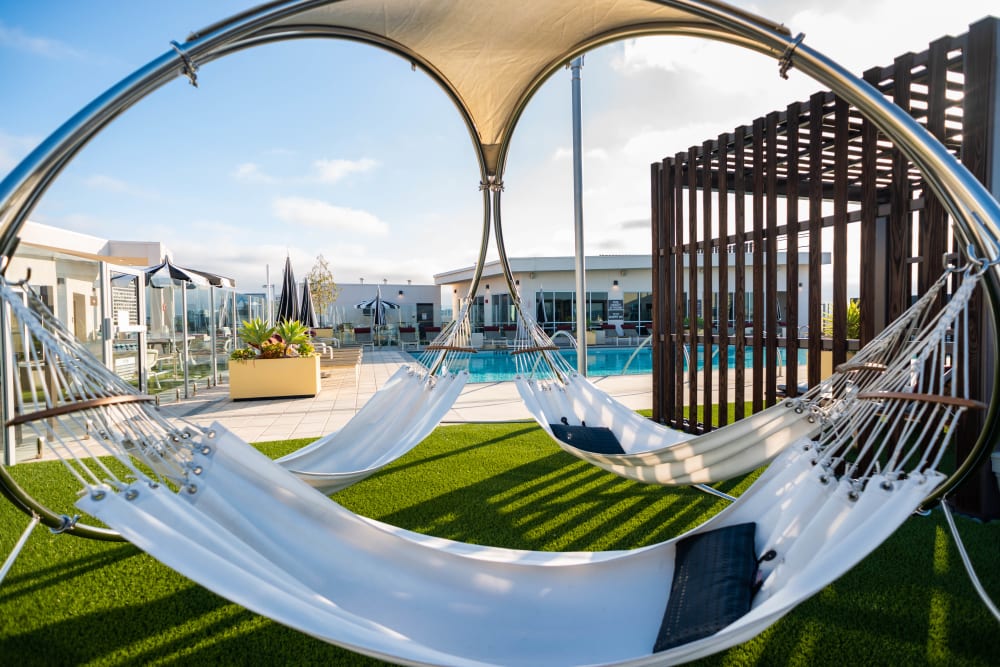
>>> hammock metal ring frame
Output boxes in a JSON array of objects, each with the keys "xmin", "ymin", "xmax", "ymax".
[{"xmin": 1, "ymin": 0, "xmax": 999, "ymax": 539}]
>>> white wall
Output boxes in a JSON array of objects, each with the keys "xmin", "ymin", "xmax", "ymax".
[{"xmin": 329, "ymin": 282, "xmax": 441, "ymax": 328}]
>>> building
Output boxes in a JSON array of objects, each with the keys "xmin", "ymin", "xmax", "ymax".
[
  {"xmin": 435, "ymin": 252, "xmax": 827, "ymax": 334},
  {"xmin": 334, "ymin": 281, "xmax": 442, "ymax": 332}
]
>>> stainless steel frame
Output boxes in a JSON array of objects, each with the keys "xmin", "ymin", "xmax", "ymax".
[{"xmin": 1, "ymin": 0, "xmax": 998, "ymax": 531}]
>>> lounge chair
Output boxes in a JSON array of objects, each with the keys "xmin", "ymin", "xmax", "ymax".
[
  {"xmin": 398, "ymin": 326, "xmax": 420, "ymax": 352},
  {"xmin": 619, "ymin": 323, "xmax": 639, "ymax": 345},
  {"xmin": 422, "ymin": 325, "xmax": 442, "ymax": 345},
  {"xmin": 354, "ymin": 327, "xmax": 374, "ymax": 352},
  {"xmin": 483, "ymin": 326, "xmax": 502, "ymax": 348}
]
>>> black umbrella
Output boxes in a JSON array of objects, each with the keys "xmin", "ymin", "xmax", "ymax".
[
  {"xmin": 300, "ymin": 279, "xmax": 318, "ymax": 329},
  {"xmin": 145, "ymin": 255, "xmax": 212, "ymax": 289},
  {"xmin": 354, "ymin": 285, "xmax": 399, "ymax": 327},
  {"xmin": 144, "ymin": 256, "xmax": 234, "ymax": 398},
  {"xmin": 276, "ymin": 256, "xmax": 299, "ymax": 323}
]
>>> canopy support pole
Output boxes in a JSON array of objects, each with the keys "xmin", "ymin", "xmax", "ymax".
[{"xmin": 571, "ymin": 56, "xmax": 587, "ymax": 375}]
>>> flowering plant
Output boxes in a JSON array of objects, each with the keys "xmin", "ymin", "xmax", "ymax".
[{"xmin": 231, "ymin": 318, "xmax": 315, "ymax": 359}]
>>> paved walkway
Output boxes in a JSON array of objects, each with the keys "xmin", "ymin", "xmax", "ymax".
[{"xmin": 159, "ymin": 348, "xmax": 654, "ymax": 443}]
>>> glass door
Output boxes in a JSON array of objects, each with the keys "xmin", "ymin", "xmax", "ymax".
[{"xmin": 100, "ymin": 264, "xmax": 149, "ymax": 392}]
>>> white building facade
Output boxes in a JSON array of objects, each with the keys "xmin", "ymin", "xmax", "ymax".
[{"xmin": 435, "ymin": 252, "xmax": 828, "ymax": 334}]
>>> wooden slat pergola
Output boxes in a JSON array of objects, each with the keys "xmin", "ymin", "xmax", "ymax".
[{"xmin": 650, "ymin": 17, "xmax": 999, "ymax": 517}]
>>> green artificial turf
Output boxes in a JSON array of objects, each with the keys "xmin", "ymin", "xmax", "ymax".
[{"xmin": 1, "ymin": 422, "xmax": 998, "ymax": 666}]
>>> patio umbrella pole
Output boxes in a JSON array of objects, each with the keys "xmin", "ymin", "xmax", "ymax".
[
  {"xmin": 209, "ymin": 286, "xmax": 217, "ymax": 386},
  {"xmin": 182, "ymin": 286, "xmax": 190, "ymax": 398}
]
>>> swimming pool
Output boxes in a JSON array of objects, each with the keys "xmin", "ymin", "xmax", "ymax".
[{"xmin": 418, "ymin": 345, "xmax": 809, "ymax": 384}]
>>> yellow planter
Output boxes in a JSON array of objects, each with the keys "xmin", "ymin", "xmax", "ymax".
[
  {"xmin": 228, "ymin": 355, "xmax": 321, "ymax": 400},
  {"xmin": 819, "ymin": 349, "xmax": 856, "ymax": 380}
]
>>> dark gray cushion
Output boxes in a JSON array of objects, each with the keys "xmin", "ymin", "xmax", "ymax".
[
  {"xmin": 654, "ymin": 522, "xmax": 758, "ymax": 652},
  {"xmin": 549, "ymin": 424, "xmax": 625, "ymax": 454}
]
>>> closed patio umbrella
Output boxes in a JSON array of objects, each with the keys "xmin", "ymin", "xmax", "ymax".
[
  {"xmin": 276, "ymin": 255, "xmax": 299, "ymax": 323},
  {"xmin": 300, "ymin": 279, "xmax": 318, "ymax": 329}
]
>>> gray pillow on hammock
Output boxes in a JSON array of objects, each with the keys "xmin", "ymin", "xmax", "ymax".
[
  {"xmin": 549, "ymin": 423, "xmax": 625, "ymax": 454},
  {"xmin": 654, "ymin": 522, "xmax": 759, "ymax": 652}
]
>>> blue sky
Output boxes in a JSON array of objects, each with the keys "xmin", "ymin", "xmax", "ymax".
[{"xmin": 1, "ymin": 1, "xmax": 996, "ymax": 293}]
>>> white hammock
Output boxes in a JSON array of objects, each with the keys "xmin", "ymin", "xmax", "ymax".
[
  {"xmin": 515, "ymin": 267, "xmax": 962, "ymax": 485},
  {"xmin": 273, "ymin": 302, "xmax": 477, "ymax": 493},
  {"xmin": 277, "ymin": 365, "xmax": 467, "ymax": 493},
  {"xmin": 75, "ymin": 421, "xmax": 946, "ymax": 667},
  {"xmin": 0, "ymin": 265, "xmax": 985, "ymax": 664}
]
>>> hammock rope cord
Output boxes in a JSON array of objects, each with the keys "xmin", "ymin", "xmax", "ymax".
[
  {"xmin": 0, "ymin": 274, "xmax": 472, "ymax": 523},
  {"xmin": 62, "ymin": 266, "xmax": 983, "ymax": 666},
  {"xmin": 0, "ymin": 251, "xmax": 989, "ymax": 664},
  {"xmin": 509, "ymin": 264, "xmax": 969, "ymax": 486}
]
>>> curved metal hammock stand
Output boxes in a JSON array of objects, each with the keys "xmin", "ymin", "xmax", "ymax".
[{"xmin": 3, "ymin": 0, "xmax": 1000, "ymax": 657}]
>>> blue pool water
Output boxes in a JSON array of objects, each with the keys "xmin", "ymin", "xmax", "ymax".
[{"xmin": 431, "ymin": 345, "xmax": 808, "ymax": 384}]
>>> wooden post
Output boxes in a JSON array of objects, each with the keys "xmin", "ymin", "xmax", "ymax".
[{"xmin": 954, "ymin": 17, "xmax": 1000, "ymax": 518}]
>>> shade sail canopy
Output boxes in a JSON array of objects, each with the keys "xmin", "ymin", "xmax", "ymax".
[
  {"xmin": 191, "ymin": 0, "xmax": 787, "ymax": 178},
  {"xmin": 235, "ymin": 1, "xmax": 785, "ymax": 176}
]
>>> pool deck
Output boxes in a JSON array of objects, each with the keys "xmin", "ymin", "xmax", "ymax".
[{"xmin": 158, "ymin": 348, "xmax": 656, "ymax": 443}]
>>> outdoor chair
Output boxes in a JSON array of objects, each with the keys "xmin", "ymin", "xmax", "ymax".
[
  {"xmin": 311, "ymin": 337, "xmax": 337, "ymax": 359},
  {"xmin": 483, "ymin": 326, "xmax": 502, "ymax": 348},
  {"xmin": 399, "ymin": 327, "xmax": 420, "ymax": 352},
  {"xmin": 144, "ymin": 348, "xmax": 170, "ymax": 389},
  {"xmin": 611, "ymin": 324, "xmax": 637, "ymax": 346},
  {"xmin": 354, "ymin": 327, "xmax": 374, "ymax": 352}
]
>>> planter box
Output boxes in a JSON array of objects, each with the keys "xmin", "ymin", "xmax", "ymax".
[
  {"xmin": 229, "ymin": 355, "xmax": 321, "ymax": 400},
  {"xmin": 819, "ymin": 349, "xmax": 856, "ymax": 380}
]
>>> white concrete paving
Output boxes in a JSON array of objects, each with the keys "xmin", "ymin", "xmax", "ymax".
[{"xmin": 160, "ymin": 347, "xmax": 653, "ymax": 443}]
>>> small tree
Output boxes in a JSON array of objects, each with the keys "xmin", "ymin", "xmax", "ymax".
[
  {"xmin": 307, "ymin": 254, "xmax": 340, "ymax": 326},
  {"xmin": 822, "ymin": 300, "xmax": 861, "ymax": 339}
]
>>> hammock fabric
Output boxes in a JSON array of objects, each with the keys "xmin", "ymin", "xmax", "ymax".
[
  {"xmin": 0, "ymin": 263, "xmax": 982, "ymax": 665},
  {"xmin": 277, "ymin": 365, "xmax": 467, "ymax": 493},
  {"xmin": 76, "ymin": 425, "xmax": 944, "ymax": 666},
  {"xmin": 514, "ymin": 268, "xmax": 963, "ymax": 485}
]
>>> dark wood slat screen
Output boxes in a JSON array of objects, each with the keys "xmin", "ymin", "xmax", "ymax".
[{"xmin": 647, "ymin": 18, "xmax": 993, "ymax": 525}]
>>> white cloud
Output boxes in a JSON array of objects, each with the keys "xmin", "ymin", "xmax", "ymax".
[
  {"xmin": 232, "ymin": 162, "xmax": 277, "ymax": 184},
  {"xmin": 82, "ymin": 174, "xmax": 157, "ymax": 198},
  {"xmin": 552, "ymin": 147, "xmax": 610, "ymax": 162},
  {"xmin": 272, "ymin": 196, "xmax": 389, "ymax": 236},
  {"xmin": 0, "ymin": 21, "xmax": 85, "ymax": 59},
  {"xmin": 0, "ymin": 131, "xmax": 37, "ymax": 173},
  {"xmin": 313, "ymin": 157, "xmax": 378, "ymax": 184}
]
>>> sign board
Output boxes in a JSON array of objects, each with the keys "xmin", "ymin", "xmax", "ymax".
[
  {"xmin": 117, "ymin": 309, "xmax": 145, "ymax": 333},
  {"xmin": 608, "ymin": 299, "xmax": 624, "ymax": 320}
]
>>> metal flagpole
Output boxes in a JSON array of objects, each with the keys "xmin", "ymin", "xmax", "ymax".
[
  {"xmin": 571, "ymin": 55, "xmax": 587, "ymax": 375},
  {"xmin": 264, "ymin": 264, "xmax": 273, "ymax": 325}
]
